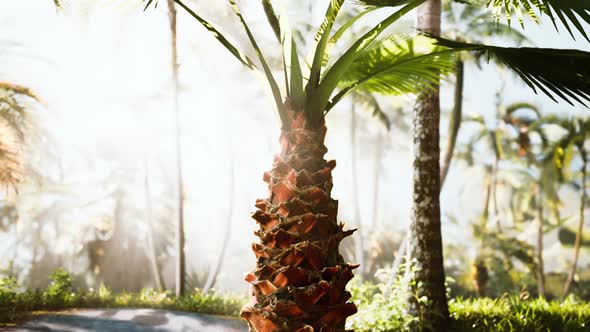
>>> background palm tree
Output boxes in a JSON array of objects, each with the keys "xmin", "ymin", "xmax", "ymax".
[
  {"xmin": 0, "ymin": 82, "xmax": 41, "ymax": 189},
  {"xmin": 547, "ymin": 118, "xmax": 590, "ymax": 296}
]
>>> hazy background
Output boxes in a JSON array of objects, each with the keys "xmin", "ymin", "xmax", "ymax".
[{"xmin": 0, "ymin": 0, "xmax": 588, "ymax": 293}]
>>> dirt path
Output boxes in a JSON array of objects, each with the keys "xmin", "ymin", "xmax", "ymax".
[{"xmin": 3, "ymin": 308, "xmax": 247, "ymax": 332}]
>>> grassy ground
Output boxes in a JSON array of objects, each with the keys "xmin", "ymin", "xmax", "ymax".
[
  {"xmin": 2, "ymin": 270, "xmax": 590, "ymax": 331},
  {"xmin": 0, "ymin": 270, "xmax": 244, "ymax": 326}
]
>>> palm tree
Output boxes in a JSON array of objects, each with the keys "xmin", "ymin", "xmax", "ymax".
[
  {"xmin": 165, "ymin": 0, "xmax": 187, "ymax": 298},
  {"xmin": 500, "ymin": 105, "xmax": 553, "ymax": 297},
  {"xmin": 548, "ymin": 118, "xmax": 590, "ymax": 296},
  {"xmin": 0, "ymin": 82, "xmax": 41, "ymax": 188},
  {"xmin": 142, "ymin": 0, "xmax": 590, "ymax": 330}
]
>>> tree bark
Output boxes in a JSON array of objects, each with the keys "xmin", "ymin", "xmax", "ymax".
[
  {"xmin": 241, "ymin": 111, "xmax": 357, "ymax": 331},
  {"xmin": 563, "ymin": 151, "xmax": 587, "ymax": 296},
  {"xmin": 407, "ymin": 0, "xmax": 449, "ymax": 330},
  {"xmin": 536, "ymin": 182, "xmax": 546, "ymax": 298},
  {"xmin": 440, "ymin": 59, "xmax": 464, "ymax": 188},
  {"xmin": 350, "ymin": 104, "xmax": 366, "ymax": 280},
  {"xmin": 167, "ymin": 0, "xmax": 186, "ymax": 297}
]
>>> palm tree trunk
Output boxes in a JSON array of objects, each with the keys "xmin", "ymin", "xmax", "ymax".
[
  {"xmin": 440, "ymin": 59, "xmax": 464, "ymax": 187},
  {"xmin": 407, "ymin": 1, "xmax": 449, "ymax": 330},
  {"xmin": 167, "ymin": 0, "xmax": 186, "ymax": 297},
  {"xmin": 350, "ymin": 104, "xmax": 366, "ymax": 280},
  {"xmin": 563, "ymin": 151, "xmax": 587, "ymax": 296},
  {"xmin": 536, "ymin": 182, "xmax": 546, "ymax": 298},
  {"xmin": 241, "ymin": 111, "xmax": 357, "ymax": 332},
  {"xmin": 144, "ymin": 161, "xmax": 165, "ymax": 291}
]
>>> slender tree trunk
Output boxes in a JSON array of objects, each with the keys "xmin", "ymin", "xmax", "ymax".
[
  {"xmin": 563, "ymin": 152, "xmax": 587, "ymax": 296},
  {"xmin": 372, "ymin": 132, "xmax": 383, "ymax": 228},
  {"xmin": 492, "ymin": 157, "xmax": 501, "ymax": 231},
  {"xmin": 440, "ymin": 59, "xmax": 464, "ymax": 187},
  {"xmin": 144, "ymin": 161, "xmax": 165, "ymax": 291},
  {"xmin": 407, "ymin": 1, "xmax": 449, "ymax": 330},
  {"xmin": 167, "ymin": 0, "xmax": 186, "ymax": 297},
  {"xmin": 203, "ymin": 152, "xmax": 235, "ymax": 293},
  {"xmin": 241, "ymin": 111, "xmax": 357, "ymax": 331},
  {"xmin": 473, "ymin": 176, "xmax": 492, "ymax": 298},
  {"xmin": 536, "ymin": 182, "xmax": 546, "ymax": 298},
  {"xmin": 350, "ymin": 104, "xmax": 366, "ymax": 280}
]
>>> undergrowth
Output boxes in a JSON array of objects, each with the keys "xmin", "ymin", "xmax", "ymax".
[
  {"xmin": 2, "ymin": 268, "xmax": 590, "ymax": 331},
  {"xmin": 0, "ymin": 269, "xmax": 244, "ymax": 326}
]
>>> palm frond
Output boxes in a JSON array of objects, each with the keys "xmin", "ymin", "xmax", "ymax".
[
  {"xmin": 486, "ymin": 0, "xmax": 590, "ymax": 41},
  {"xmin": 228, "ymin": 0, "xmax": 286, "ymax": 124},
  {"xmin": 433, "ymin": 36, "xmax": 590, "ymax": 107},
  {"xmin": 262, "ymin": 0, "xmax": 281, "ymax": 42},
  {"xmin": 350, "ymin": 91, "xmax": 391, "ymax": 130},
  {"xmin": 309, "ymin": 0, "xmax": 426, "ymax": 117},
  {"xmin": 307, "ymin": 0, "xmax": 345, "ymax": 100},
  {"xmin": 325, "ymin": 36, "xmax": 456, "ymax": 112},
  {"xmin": 144, "ymin": 0, "xmax": 257, "ymax": 71},
  {"xmin": 0, "ymin": 83, "xmax": 41, "ymax": 189},
  {"xmin": 352, "ymin": 0, "xmax": 415, "ymax": 6}
]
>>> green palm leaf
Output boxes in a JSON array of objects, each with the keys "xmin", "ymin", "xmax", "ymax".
[
  {"xmin": 350, "ymin": 90, "xmax": 391, "ymax": 130},
  {"xmin": 144, "ymin": 0, "xmax": 257, "ymax": 70},
  {"xmin": 228, "ymin": 0, "xmax": 286, "ymax": 124},
  {"xmin": 352, "ymin": 0, "xmax": 416, "ymax": 6},
  {"xmin": 307, "ymin": 0, "xmax": 346, "ymax": 102},
  {"xmin": 325, "ymin": 36, "xmax": 456, "ymax": 112},
  {"xmin": 262, "ymin": 0, "xmax": 281, "ymax": 42},
  {"xmin": 433, "ymin": 37, "xmax": 590, "ymax": 107},
  {"xmin": 308, "ymin": 0, "xmax": 426, "ymax": 118},
  {"xmin": 486, "ymin": 0, "xmax": 590, "ymax": 41}
]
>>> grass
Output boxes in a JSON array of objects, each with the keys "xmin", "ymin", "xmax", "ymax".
[
  {"xmin": 2, "ymin": 270, "xmax": 590, "ymax": 331},
  {"xmin": 449, "ymin": 297, "xmax": 590, "ymax": 332},
  {"xmin": 0, "ymin": 269, "xmax": 245, "ymax": 326}
]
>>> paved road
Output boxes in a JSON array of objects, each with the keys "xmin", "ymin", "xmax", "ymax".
[{"xmin": 4, "ymin": 309, "xmax": 248, "ymax": 332}]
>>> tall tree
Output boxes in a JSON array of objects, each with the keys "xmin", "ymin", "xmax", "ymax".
[
  {"xmin": 166, "ymin": 0, "xmax": 186, "ymax": 297},
  {"xmin": 143, "ymin": 0, "xmax": 590, "ymax": 330},
  {"xmin": 407, "ymin": 1, "xmax": 449, "ymax": 330}
]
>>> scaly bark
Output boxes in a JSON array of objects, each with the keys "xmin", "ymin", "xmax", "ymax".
[
  {"xmin": 563, "ymin": 150, "xmax": 587, "ymax": 296},
  {"xmin": 167, "ymin": 0, "xmax": 186, "ymax": 297},
  {"xmin": 407, "ymin": 0, "xmax": 449, "ymax": 330},
  {"xmin": 241, "ymin": 110, "xmax": 357, "ymax": 332}
]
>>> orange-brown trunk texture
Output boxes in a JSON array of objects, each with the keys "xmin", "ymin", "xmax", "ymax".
[{"xmin": 241, "ymin": 111, "xmax": 358, "ymax": 332}]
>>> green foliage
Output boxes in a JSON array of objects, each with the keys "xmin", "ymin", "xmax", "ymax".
[
  {"xmin": 433, "ymin": 37, "xmax": 590, "ymax": 107},
  {"xmin": 486, "ymin": 0, "xmax": 590, "ymax": 41},
  {"xmin": 0, "ymin": 270, "xmax": 245, "ymax": 326},
  {"xmin": 43, "ymin": 268, "xmax": 73, "ymax": 307},
  {"xmin": 350, "ymin": 274, "xmax": 590, "ymax": 331},
  {"xmin": 449, "ymin": 296, "xmax": 590, "ymax": 331}
]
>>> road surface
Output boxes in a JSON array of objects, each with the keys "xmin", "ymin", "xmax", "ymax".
[{"xmin": 4, "ymin": 308, "xmax": 248, "ymax": 332}]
